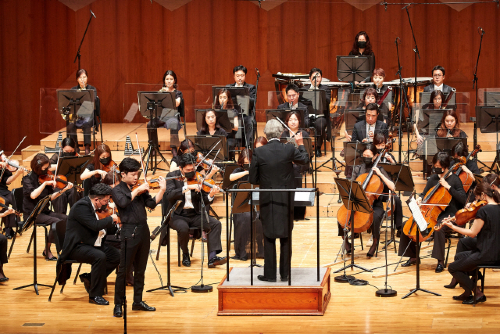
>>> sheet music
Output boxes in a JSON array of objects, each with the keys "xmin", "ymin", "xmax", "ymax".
[{"xmin": 407, "ymin": 197, "xmax": 428, "ymax": 232}]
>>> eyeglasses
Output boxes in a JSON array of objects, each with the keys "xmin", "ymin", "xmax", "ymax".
[{"xmin": 433, "ymin": 74, "xmax": 443, "ymax": 77}]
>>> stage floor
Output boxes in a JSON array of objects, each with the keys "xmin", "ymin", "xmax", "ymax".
[{"xmin": 3, "ymin": 217, "xmax": 500, "ymax": 333}]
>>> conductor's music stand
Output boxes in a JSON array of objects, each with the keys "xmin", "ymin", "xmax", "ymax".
[
  {"xmin": 14, "ymin": 196, "xmax": 52, "ymax": 295},
  {"xmin": 55, "ymin": 155, "xmax": 92, "ymax": 187},
  {"xmin": 477, "ymin": 106, "xmax": 500, "ymax": 172},
  {"xmin": 337, "ymin": 56, "xmax": 374, "ymax": 84},
  {"xmin": 138, "ymin": 91, "xmax": 176, "ymax": 175},
  {"xmin": 333, "ymin": 177, "xmax": 373, "ymax": 282}
]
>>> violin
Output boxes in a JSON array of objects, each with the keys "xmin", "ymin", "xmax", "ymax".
[
  {"xmin": 131, "ymin": 178, "xmax": 162, "ymax": 194},
  {"xmin": 187, "ymin": 172, "xmax": 225, "ymax": 194},
  {"xmin": 101, "ymin": 160, "xmax": 119, "ymax": 173},
  {"xmin": 38, "ymin": 170, "xmax": 83, "ymax": 192},
  {"xmin": 403, "ymin": 157, "xmax": 465, "ymax": 242},
  {"xmin": 0, "ymin": 153, "xmax": 29, "ymax": 173},
  {"xmin": 449, "ymin": 200, "xmax": 487, "ymax": 226},
  {"xmin": 455, "ymin": 145, "xmax": 481, "ymax": 194},
  {"xmin": 337, "ymin": 136, "xmax": 392, "ymax": 233},
  {"xmin": 0, "ymin": 196, "xmax": 21, "ymax": 216},
  {"xmin": 195, "ymin": 152, "xmax": 215, "ymax": 171},
  {"xmin": 96, "ymin": 200, "xmax": 122, "ymax": 225}
]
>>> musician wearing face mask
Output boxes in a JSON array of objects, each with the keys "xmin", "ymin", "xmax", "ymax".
[
  {"xmin": 0, "ymin": 155, "xmax": 24, "ymax": 239},
  {"xmin": 349, "ymin": 31, "xmax": 375, "ymax": 83},
  {"xmin": 81, "ymin": 144, "xmax": 114, "ymax": 192},
  {"xmin": 165, "ymin": 154, "xmax": 226, "ymax": 269},
  {"xmin": 399, "ymin": 152, "xmax": 466, "ymax": 272},
  {"xmin": 278, "ymin": 84, "xmax": 309, "ymax": 128},
  {"xmin": 350, "ymin": 103, "xmax": 388, "ymax": 143},
  {"xmin": 337, "ymin": 145, "xmax": 395, "ymax": 257}
]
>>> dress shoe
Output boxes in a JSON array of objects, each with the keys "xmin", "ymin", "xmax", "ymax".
[
  {"xmin": 444, "ymin": 278, "xmax": 459, "ymax": 289},
  {"xmin": 366, "ymin": 241, "xmax": 378, "ymax": 258},
  {"xmin": 435, "ymin": 263, "xmax": 445, "ymax": 273},
  {"xmin": 401, "ymin": 258, "xmax": 419, "ymax": 267},
  {"xmin": 0, "ymin": 277, "xmax": 9, "ymax": 282},
  {"xmin": 42, "ymin": 250, "xmax": 57, "ymax": 261},
  {"xmin": 132, "ymin": 301, "xmax": 156, "ymax": 311},
  {"xmin": 452, "ymin": 292, "xmax": 471, "ymax": 301},
  {"xmin": 257, "ymin": 275, "xmax": 276, "ymax": 282},
  {"xmin": 462, "ymin": 294, "xmax": 487, "ymax": 304},
  {"xmin": 89, "ymin": 296, "xmax": 109, "ymax": 305},
  {"xmin": 182, "ymin": 253, "xmax": 191, "ymax": 267},
  {"xmin": 113, "ymin": 305, "xmax": 123, "ymax": 317},
  {"xmin": 79, "ymin": 273, "xmax": 91, "ymax": 294},
  {"xmin": 280, "ymin": 276, "xmax": 288, "ymax": 282},
  {"xmin": 208, "ymin": 256, "xmax": 227, "ymax": 268}
]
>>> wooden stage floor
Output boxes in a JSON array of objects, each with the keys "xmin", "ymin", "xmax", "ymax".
[{"xmin": 3, "ymin": 216, "xmax": 500, "ymax": 333}]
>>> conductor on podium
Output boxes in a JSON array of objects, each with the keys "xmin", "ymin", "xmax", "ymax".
[{"xmin": 249, "ymin": 119, "xmax": 309, "ymax": 282}]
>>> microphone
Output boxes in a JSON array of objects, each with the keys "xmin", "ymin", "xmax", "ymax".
[
  {"xmin": 395, "ymin": 37, "xmax": 400, "ymax": 44},
  {"xmin": 478, "ymin": 27, "xmax": 485, "ymax": 35},
  {"xmin": 255, "ymin": 67, "xmax": 260, "ymax": 78},
  {"xmin": 90, "ymin": 10, "xmax": 96, "ymax": 18}
]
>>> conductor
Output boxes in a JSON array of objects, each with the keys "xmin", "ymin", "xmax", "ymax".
[{"xmin": 249, "ymin": 119, "xmax": 309, "ymax": 282}]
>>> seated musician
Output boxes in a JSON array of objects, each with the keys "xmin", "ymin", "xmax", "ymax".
[
  {"xmin": 147, "ymin": 70, "xmax": 183, "ymax": 157},
  {"xmin": 337, "ymin": 145, "xmax": 395, "ymax": 257},
  {"xmin": 278, "ymin": 84, "xmax": 309, "ymax": 128},
  {"xmin": 372, "ymin": 68, "xmax": 393, "ymax": 111},
  {"xmin": 227, "ymin": 65, "xmax": 256, "ymax": 147},
  {"xmin": 484, "ymin": 173, "xmax": 500, "ymax": 194},
  {"xmin": 399, "ymin": 151, "xmax": 466, "ymax": 272},
  {"xmin": 355, "ymin": 88, "xmax": 386, "ymax": 122},
  {"xmin": 350, "ymin": 103, "xmax": 389, "ymax": 143},
  {"xmin": 81, "ymin": 144, "xmax": 115, "ymax": 192},
  {"xmin": 302, "ymin": 68, "xmax": 331, "ymax": 157},
  {"xmin": 349, "ymin": 31, "xmax": 376, "ymax": 80},
  {"xmin": 229, "ymin": 148, "xmax": 264, "ymax": 260},
  {"xmin": 436, "ymin": 110, "xmax": 467, "ymax": 138},
  {"xmin": 0, "ymin": 158, "xmax": 24, "ymax": 239},
  {"xmin": 59, "ymin": 183, "xmax": 120, "ymax": 306},
  {"xmin": 414, "ymin": 90, "xmax": 446, "ymax": 144},
  {"xmin": 23, "ymin": 153, "xmax": 72, "ymax": 260},
  {"xmin": 68, "ymin": 69, "xmax": 99, "ymax": 155},
  {"xmin": 49, "ymin": 137, "xmax": 82, "ymax": 214},
  {"xmin": 170, "ymin": 139, "xmax": 219, "ymax": 182},
  {"xmin": 166, "ymin": 153, "xmax": 227, "ymax": 268},
  {"xmin": 452, "ymin": 141, "xmax": 480, "ymax": 179},
  {"xmin": 214, "ymin": 88, "xmax": 240, "ymax": 160},
  {"xmin": 424, "ymin": 65, "xmax": 454, "ymax": 94},
  {"xmin": 0, "ymin": 208, "xmax": 16, "ymax": 282},
  {"xmin": 439, "ymin": 181, "xmax": 500, "ymax": 304}
]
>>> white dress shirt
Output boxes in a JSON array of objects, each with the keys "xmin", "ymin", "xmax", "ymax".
[{"xmin": 90, "ymin": 198, "xmax": 106, "ymax": 247}]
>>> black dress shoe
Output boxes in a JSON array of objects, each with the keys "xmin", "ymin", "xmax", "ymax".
[
  {"xmin": 453, "ymin": 292, "xmax": 471, "ymax": 301},
  {"xmin": 257, "ymin": 275, "xmax": 276, "ymax": 282},
  {"xmin": 401, "ymin": 258, "xmax": 419, "ymax": 267},
  {"xmin": 182, "ymin": 253, "xmax": 191, "ymax": 267},
  {"xmin": 208, "ymin": 256, "xmax": 227, "ymax": 268},
  {"xmin": 315, "ymin": 149, "xmax": 322, "ymax": 158},
  {"xmin": 113, "ymin": 305, "xmax": 123, "ymax": 317},
  {"xmin": 132, "ymin": 301, "xmax": 156, "ymax": 311},
  {"xmin": 89, "ymin": 296, "xmax": 109, "ymax": 305},
  {"xmin": 462, "ymin": 294, "xmax": 486, "ymax": 304},
  {"xmin": 0, "ymin": 277, "xmax": 9, "ymax": 282},
  {"xmin": 435, "ymin": 263, "xmax": 445, "ymax": 273},
  {"xmin": 42, "ymin": 251, "xmax": 57, "ymax": 261},
  {"xmin": 79, "ymin": 273, "xmax": 91, "ymax": 293}
]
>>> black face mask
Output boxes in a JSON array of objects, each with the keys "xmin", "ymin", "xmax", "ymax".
[
  {"xmin": 362, "ymin": 157, "xmax": 373, "ymax": 166},
  {"xmin": 99, "ymin": 204, "xmax": 108, "ymax": 212},
  {"xmin": 39, "ymin": 168, "xmax": 48, "ymax": 175},
  {"xmin": 100, "ymin": 157, "xmax": 111, "ymax": 165},
  {"xmin": 357, "ymin": 41, "xmax": 367, "ymax": 49},
  {"xmin": 432, "ymin": 167, "xmax": 443, "ymax": 174},
  {"xmin": 184, "ymin": 171, "xmax": 196, "ymax": 180}
]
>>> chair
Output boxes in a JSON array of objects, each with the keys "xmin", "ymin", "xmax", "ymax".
[
  {"xmin": 7, "ymin": 188, "xmax": 26, "ymax": 258},
  {"xmin": 444, "ymin": 232, "xmax": 464, "ymax": 268},
  {"xmin": 48, "ymin": 259, "xmax": 81, "ymax": 301},
  {"xmin": 472, "ymin": 264, "xmax": 500, "ymax": 306}
]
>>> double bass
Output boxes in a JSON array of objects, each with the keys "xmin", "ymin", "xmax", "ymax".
[{"xmin": 337, "ymin": 139, "xmax": 392, "ymax": 233}]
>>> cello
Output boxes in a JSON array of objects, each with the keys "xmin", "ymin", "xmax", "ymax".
[
  {"xmin": 454, "ymin": 145, "xmax": 481, "ymax": 194},
  {"xmin": 337, "ymin": 139, "xmax": 392, "ymax": 233},
  {"xmin": 403, "ymin": 157, "xmax": 465, "ymax": 242}
]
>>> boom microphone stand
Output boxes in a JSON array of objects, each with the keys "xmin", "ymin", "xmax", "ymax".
[{"xmin": 73, "ymin": 10, "xmax": 96, "ymax": 70}]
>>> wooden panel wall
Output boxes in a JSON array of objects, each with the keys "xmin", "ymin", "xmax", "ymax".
[{"xmin": 1, "ymin": 0, "xmax": 499, "ymax": 151}]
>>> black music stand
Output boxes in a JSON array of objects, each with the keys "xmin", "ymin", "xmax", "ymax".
[
  {"xmin": 424, "ymin": 137, "xmax": 468, "ymax": 164},
  {"xmin": 345, "ymin": 109, "xmax": 366, "ymax": 135},
  {"xmin": 416, "ymin": 109, "xmax": 449, "ymax": 137},
  {"xmin": 212, "ymin": 86, "xmax": 250, "ymax": 116},
  {"xmin": 477, "ymin": 106, "xmax": 500, "ymax": 172},
  {"xmin": 55, "ymin": 155, "xmax": 92, "ymax": 187},
  {"xmin": 138, "ymin": 91, "xmax": 177, "ymax": 175},
  {"xmin": 333, "ymin": 177, "xmax": 373, "ymax": 282},
  {"xmin": 14, "ymin": 196, "xmax": 52, "ymax": 295},
  {"xmin": 300, "ymin": 89, "xmax": 327, "ymax": 116},
  {"xmin": 343, "ymin": 142, "xmax": 367, "ymax": 167},
  {"xmin": 337, "ymin": 56, "xmax": 373, "ymax": 84},
  {"xmin": 221, "ymin": 163, "xmax": 240, "ymax": 190},
  {"xmin": 186, "ymin": 135, "xmax": 227, "ymax": 161},
  {"xmin": 57, "ymin": 89, "xmax": 95, "ymax": 123}
]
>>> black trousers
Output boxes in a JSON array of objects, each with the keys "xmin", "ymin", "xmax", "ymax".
[
  {"xmin": 398, "ymin": 231, "xmax": 417, "ymax": 259},
  {"xmin": 67, "ymin": 121, "xmax": 92, "ymax": 146},
  {"xmin": 1, "ymin": 192, "xmax": 16, "ymax": 229},
  {"xmin": 264, "ymin": 236, "xmax": 290, "ymax": 280},
  {"xmin": 233, "ymin": 212, "xmax": 264, "ymax": 259},
  {"xmin": 68, "ymin": 243, "xmax": 120, "ymax": 297},
  {"xmin": 36, "ymin": 212, "xmax": 67, "ymax": 253},
  {"xmin": 313, "ymin": 116, "xmax": 327, "ymax": 150},
  {"xmin": 0, "ymin": 234, "xmax": 7, "ymax": 264},
  {"xmin": 170, "ymin": 211, "xmax": 222, "ymax": 256},
  {"xmin": 147, "ymin": 118, "xmax": 180, "ymax": 149},
  {"xmin": 52, "ymin": 188, "xmax": 81, "ymax": 215},
  {"xmin": 337, "ymin": 204, "xmax": 384, "ymax": 239},
  {"xmin": 448, "ymin": 251, "xmax": 496, "ymax": 293},
  {"xmin": 242, "ymin": 115, "xmax": 254, "ymax": 148},
  {"xmin": 114, "ymin": 224, "xmax": 150, "ymax": 305}
]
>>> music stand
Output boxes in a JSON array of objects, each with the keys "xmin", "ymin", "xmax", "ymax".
[
  {"xmin": 195, "ymin": 109, "xmax": 237, "ymax": 134},
  {"xmin": 343, "ymin": 142, "xmax": 367, "ymax": 167},
  {"xmin": 345, "ymin": 109, "xmax": 366, "ymax": 135},
  {"xmin": 420, "ymin": 92, "xmax": 456, "ymax": 108},
  {"xmin": 186, "ymin": 135, "xmax": 226, "ymax": 161},
  {"xmin": 333, "ymin": 178, "xmax": 373, "ymax": 281},
  {"xmin": 57, "ymin": 89, "xmax": 95, "ymax": 122},
  {"xmin": 477, "ymin": 106, "xmax": 500, "ymax": 172},
  {"xmin": 212, "ymin": 86, "xmax": 250, "ymax": 116},
  {"xmin": 337, "ymin": 56, "xmax": 373, "ymax": 84},
  {"xmin": 14, "ymin": 196, "xmax": 52, "ymax": 295},
  {"xmin": 138, "ymin": 91, "xmax": 177, "ymax": 175},
  {"xmin": 266, "ymin": 109, "xmax": 308, "ymax": 128},
  {"xmin": 300, "ymin": 89, "xmax": 327, "ymax": 116},
  {"xmin": 416, "ymin": 109, "xmax": 448, "ymax": 136},
  {"xmin": 423, "ymin": 137, "xmax": 468, "ymax": 165},
  {"xmin": 55, "ymin": 155, "xmax": 92, "ymax": 186}
]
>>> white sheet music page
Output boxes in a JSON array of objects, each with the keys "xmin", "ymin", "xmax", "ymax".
[{"xmin": 407, "ymin": 197, "xmax": 428, "ymax": 232}]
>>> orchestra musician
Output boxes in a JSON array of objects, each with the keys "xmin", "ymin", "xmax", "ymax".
[
  {"xmin": 451, "ymin": 142, "xmax": 480, "ymax": 178},
  {"xmin": 67, "ymin": 69, "xmax": 99, "ymax": 155},
  {"xmin": 436, "ymin": 109, "xmax": 467, "ymax": 139},
  {"xmin": 81, "ymin": 143, "xmax": 114, "ymax": 191},
  {"xmin": 302, "ymin": 68, "xmax": 331, "ymax": 157},
  {"xmin": 415, "ymin": 90, "xmax": 446, "ymax": 144},
  {"xmin": 349, "ymin": 103, "xmax": 389, "ymax": 143},
  {"xmin": 399, "ymin": 151, "xmax": 466, "ymax": 272},
  {"xmin": 165, "ymin": 153, "xmax": 227, "ymax": 268},
  {"xmin": 170, "ymin": 139, "xmax": 196, "ymax": 172},
  {"xmin": 112, "ymin": 158, "xmax": 166, "ymax": 317},
  {"xmin": 49, "ymin": 137, "xmax": 82, "ymax": 214},
  {"xmin": 439, "ymin": 181, "xmax": 500, "ymax": 304},
  {"xmin": 229, "ymin": 148, "xmax": 264, "ymax": 260},
  {"xmin": 214, "ymin": 88, "xmax": 240, "ymax": 160},
  {"xmin": 58, "ymin": 183, "xmax": 120, "ymax": 306},
  {"xmin": 371, "ymin": 68, "xmax": 393, "ymax": 111},
  {"xmin": 197, "ymin": 109, "xmax": 234, "ymax": 165},
  {"xmin": 0, "ymin": 208, "xmax": 16, "ymax": 282},
  {"xmin": 147, "ymin": 70, "xmax": 184, "ymax": 157},
  {"xmin": 349, "ymin": 31, "xmax": 375, "ymax": 81},
  {"xmin": 23, "ymin": 153, "xmax": 73, "ymax": 260},
  {"xmin": 226, "ymin": 65, "xmax": 256, "ymax": 147},
  {"xmin": 249, "ymin": 119, "xmax": 309, "ymax": 282},
  {"xmin": 278, "ymin": 84, "xmax": 309, "ymax": 128},
  {"xmin": 0, "ymin": 158, "xmax": 24, "ymax": 239},
  {"xmin": 424, "ymin": 65, "xmax": 454, "ymax": 94},
  {"xmin": 355, "ymin": 88, "xmax": 387, "ymax": 123},
  {"xmin": 337, "ymin": 145, "xmax": 395, "ymax": 257},
  {"xmin": 484, "ymin": 173, "xmax": 500, "ymax": 194}
]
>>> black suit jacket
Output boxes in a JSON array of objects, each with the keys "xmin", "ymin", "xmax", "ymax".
[
  {"xmin": 165, "ymin": 170, "xmax": 213, "ymax": 215},
  {"xmin": 226, "ymin": 82, "xmax": 256, "ymax": 116},
  {"xmin": 423, "ymin": 84, "xmax": 453, "ymax": 94},
  {"xmin": 59, "ymin": 196, "xmax": 114, "ymax": 262},
  {"xmin": 249, "ymin": 140, "xmax": 309, "ymax": 238},
  {"xmin": 351, "ymin": 120, "xmax": 388, "ymax": 143}
]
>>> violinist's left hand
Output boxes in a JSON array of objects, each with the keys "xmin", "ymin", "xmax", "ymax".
[
  {"xmin": 436, "ymin": 220, "xmax": 453, "ymax": 231},
  {"xmin": 64, "ymin": 182, "xmax": 74, "ymax": 191},
  {"xmin": 209, "ymin": 186, "xmax": 220, "ymax": 197},
  {"xmin": 158, "ymin": 176, "xmax": 167, "ymax": 191},
  {"xmin": 439, "ymin": 178, "xmax": 450, "ymax": 190}
]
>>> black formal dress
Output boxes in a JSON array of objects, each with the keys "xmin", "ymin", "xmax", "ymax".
[
  {"xmin": 67, "ymin": 84, "xmax": 99, "ymax": 148},
  {"xmin": 351, "ymin": 120, "xmax": 388, "ymax": 143},
  {"xmin": 448, "ymin": 205, "xmax": 500, "ymax": 292},
  {"xmin": 378, "ymin": 152, "xmax": 404, "ymax": 230},
  {"xmin": 59, "ymin": 196, "xmax": 120, "ymax": 297},
  {"xmin": 0, "ymin": 170, "xmax": 16, "ymax": 234},
  {"xmin": 399, "ymin": 173, "xmax": 466, "ymax": 259},
  {"xmin": 49, "ymin": 153, "xmax": 82, "ymax": 214},
  {"xmin": 112, "ymin": 181, "xmax": 159, "ymax": 305},
  {"xmin": 165, "ymin": 170, "xmax": 223, "ymax": 259},
  {"xmin": 301, "ymin": 84, "xmax": 332, "ymax": 150},
  {"xmin": 277, "ymin": 102, "xmax": 310, "ymax": 128},
  {"xmin": 249, "ymin": 139, "xmax": 309, "ymax": 280},
  {"xmin": 226, "ymin": 82, "xmax": 256, "ymax": 147},
  {"xmin": 22, "ymin": 172, "xmax": 67, "ymax": 254}
]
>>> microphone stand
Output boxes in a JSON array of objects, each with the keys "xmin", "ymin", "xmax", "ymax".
[
  {"xmin": 405, "ymin": 5, "xmax": 420, "ymax": 140},
  {"xmin": 73, "ymin": 10, "xmax": 95, "ymax": 70}
]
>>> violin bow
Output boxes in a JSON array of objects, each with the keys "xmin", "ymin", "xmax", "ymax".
[
  {"xmin": 135, "ymin": 133, "xmax": 148, "ymax": 182},
  {"xmin": 0, "ymin": 136, "xmax": 27, "ymax": 180},
  {"xmin": 195, "ymin": 139, "xmax": 221, "ymax": 169}
]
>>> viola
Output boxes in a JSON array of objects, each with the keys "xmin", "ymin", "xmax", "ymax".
[
  {"xmin": 38, "ymin": 171, "xmax": 83, "ymax": 192},
  {"xmin": 195, "ymin": 152, "xmax": 215, "ymax": 171},
  {"xmin": 101, "ymin": 160, "xmax": 119, "ymax": 173},
  {"xmin": 0, "ymin": 196, "xmax": 21, "ymax": 216}
]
